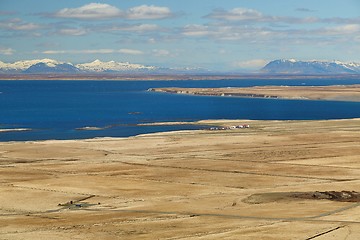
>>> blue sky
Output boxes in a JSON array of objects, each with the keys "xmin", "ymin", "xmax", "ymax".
[{"xmin": 1, "ymin": 0, "xmax": 359, "ymax": 71}]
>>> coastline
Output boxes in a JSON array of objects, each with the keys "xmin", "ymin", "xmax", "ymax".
[
  {"xmin": 1, "ymin": 73, "xmax": 360, "ymax": 81},
  {"xmin": 0, "ymin": 128, "xmax": 32, "ymax": 133},
  {"xmin": 150, "ymin": 84, "xmax": 360, "ymax": 102},
  {"xmin": 1, "ymin": 118, "xmax": 360, "ymax": 239}
]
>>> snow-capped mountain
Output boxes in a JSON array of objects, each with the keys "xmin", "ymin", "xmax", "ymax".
[
  {"xmin": 2, "ymin": 58, "xmax": 360, "ymax": 75},
  {"xmin": 0, "ymin": 59, "xmax": 66, "ymax": 73},
  {"xmin": 76, "ymin": 59, "xmax": 158, "ymax": 73},
  {"xmin": 24, "ymin": 62, "xmax": 80, "ymax": 74},
  {"xmin": 261, "ymin": 59, "xmax": 360, "ymax": 74},
  {"xmin": 0, "ymin": 59, "xmax": 161, "ymax": 74}
]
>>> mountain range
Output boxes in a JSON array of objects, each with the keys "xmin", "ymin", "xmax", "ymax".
[
  {"xmin": 261, "ymin": 59, "xmax": 360, "ymax": 74},
  {"xmin": 1, "ymin": 58, "xmax": 360, "ymax": 75},
  {"xmin": 0, "ymin": 59, "xmax": 207, "ymax": 74}
]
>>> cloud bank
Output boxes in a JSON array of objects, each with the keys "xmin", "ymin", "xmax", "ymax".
[
  {"xmin": 0, "ymin": 47, "xmax": 15, "ymax": 55},
  {"xmin": 2, "ymin": 2, "xmax": 360, "ymax": 70},
  {"xmin": 42, "ymin": 49, "xmax": 144, "ymax": 55},
  {"xmin": 53, "ymin": 3, "xmax": 174, "ymax": 20},
  {"xmin": 205, "ymin": 7, "xmax": 360, "ymax": 25}
]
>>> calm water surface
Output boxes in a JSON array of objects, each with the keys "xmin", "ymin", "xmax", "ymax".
[{"xmin": 1, "ymin": 79, "xmax": 360, "ymax": 141}]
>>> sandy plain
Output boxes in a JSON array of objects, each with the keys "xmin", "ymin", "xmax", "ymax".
[
  {"xmin": 1, "ymin": 119, "xmax": 360, "ymax": 239},
  {"xmin": 151, "ymin": 84, "xmax": 360, "ymax": 102}
]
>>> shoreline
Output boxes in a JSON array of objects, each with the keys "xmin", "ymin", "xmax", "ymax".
[
  {"xmin": 1, "ymin": 118, "xmax": 360, "ymax": 143},
  {"xmin": 1, "ymin": 73, "xmax": 360, "ymax": 81},
  {"xmin": 150, "ymin": 84, "xmax": 360, "ymax": 102},
  {"xmin": 0, "ymin": 128, "xmax": 32, "ymax": 133},
  {"xmin": 1, "ymin": 118, "xmax": 360, "ymax": 239}
]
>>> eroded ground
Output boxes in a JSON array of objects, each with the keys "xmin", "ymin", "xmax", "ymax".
[{"xmin": 1, "ymin": 119, "xmax": 360, "ymax": 239}]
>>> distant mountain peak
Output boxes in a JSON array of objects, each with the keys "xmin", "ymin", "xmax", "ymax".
[
  {"xmin": 75, "ymin": 59, "xmax": 158, "ymax": 73},
  {"xmin": 24, "ymin": 62, "xmax": 80, "ymax": 74},
  {"xmin": 0, "ymin": 58, "xmax": 63, "ymax": 72},
  {"xmin": 1, "ymin": 58, "xmax": 359, "ymax": 75},
  {"xmin": 0, "ymin": 58, "xmax": 163, "ymax": 74},
  {"xmin": 280, "ymin": 58, "xmax": 297, "ymax": 63},
  {"xmin": 0, "ymin": 58, "xmax": 212, "ymax": 74},
  {"xmin": 261, "ymin": 59, "xmax": 360, "ymax": 74}
]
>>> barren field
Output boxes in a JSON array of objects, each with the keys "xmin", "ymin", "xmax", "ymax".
[
  {"xmin": 1, "ymin": 119, "xmax": 360, "ymax": 239},
  {"xmin": 151, "ymin": 85, "xmax": 360, "ymax": 102}
]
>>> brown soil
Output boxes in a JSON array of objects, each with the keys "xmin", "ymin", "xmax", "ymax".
[{"xmin": 1, "ymin": 119, "xmax": 360, "ymax": 239}]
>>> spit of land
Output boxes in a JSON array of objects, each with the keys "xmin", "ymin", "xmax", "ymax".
[
  {"xmin": 150, "ymin": 84, "xmax": 360, "ymax": 102},
  {"xmin": 1, "ymin": 118, "xmax": 360, "ymax": 239}
]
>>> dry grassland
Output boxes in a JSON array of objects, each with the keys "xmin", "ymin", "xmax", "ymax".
[{"xmin": 1, "ymin": 119, "xmax": 360, "ymax": 239}]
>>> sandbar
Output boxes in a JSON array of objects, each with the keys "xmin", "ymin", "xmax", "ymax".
[
  {"xmin": 1, "ymin": 119, "xmax": 360, "ymax": 239},
  {"xmin": 0, "ymin": 128, "xmax": 31, "ymax": 133},
  {"xmin": 150, "ymin": 84, "xmax": 360, "ymax": 102}
]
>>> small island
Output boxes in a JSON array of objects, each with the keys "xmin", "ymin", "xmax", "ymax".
[{"xmin": 149, "ymin": 84, "xmax": 360, "ymax": 102}]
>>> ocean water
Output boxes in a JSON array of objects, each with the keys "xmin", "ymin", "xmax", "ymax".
[{"xmin": 1, "ymin": 79, "xmax": 360, "ymax": 141}]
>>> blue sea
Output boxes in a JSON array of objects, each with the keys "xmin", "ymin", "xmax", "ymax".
[{"xmin": 1, "ymin": 78, "xmax": 360, "ymax": 141}]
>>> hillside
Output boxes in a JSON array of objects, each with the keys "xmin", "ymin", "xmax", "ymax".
[{"xmin": 261, "ymin": 59, "xmax": 360, "ymax": 74}]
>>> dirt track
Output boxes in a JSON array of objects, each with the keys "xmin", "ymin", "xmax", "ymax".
[{"xmin": 1, "ymin": 119, "xmax": 360, "ymax": 239}]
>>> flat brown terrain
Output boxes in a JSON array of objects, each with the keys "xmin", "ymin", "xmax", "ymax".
[
  {"xmin": 151, "ymin": 85, "xmax": 360, "ymax": 101},
  {"xmin": 1, "ymin": 119, "xmax": 360, "ymax": 239}
]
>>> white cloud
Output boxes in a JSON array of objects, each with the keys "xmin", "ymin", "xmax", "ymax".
[
  {"xmin": 42, "ymin": 49, "xmax": 144, "ymax": 55},
  {"xmin": 53, "ymin": 3, "xmax": 173, "ymax": 20},
  {"xmin": 182, "ymin": 24, "xmax": 210, "ymax": 36},
  {"xmin": 206, "ymin": 8, "xmax": 266, "ymax": 22},
  {"xmin": 54, "ymin": 3, "xmax": 123, "ymax": 20},
  {"xmin": 325, "ymin": 24, "xmax": 360, "ymax": 34},
  {"xmin": 42, "ymin": 50, "xmax": 66, "ymax": 54},
  {"xmin": 206, "ymin": 7, "xmax": 314, "ymax": 24},
  {"xmin": 152, "ymin": 49, "xmax": 171, "ymax": 57},
  {"xmin": 108, "ymin": 24, "xmax": 160, "ymax": 32},
  {"xmin": 126, "ymin": 5, "xmax": 173, "ymax": 20},
  {"xmin": 233, "ymin": 59, "xmax": 269, "ymax": 69},
  {"xmin": 181, "ymin": 15, "xmax": 360, "ymax": 46},
  {"xmin": 0, "ymin": 47, "xmax": 15, "ymax": 55},
  {"xmin": 117, "ymin": 49, "xmax": 144, "ymax": 55},
  {"xmin": 182, "ymin": 24, "xmax": 274, "ymax": 41},
  {"xmin": 77, "ymin": 49, "xmax": 115, "ymax": 54},
  {"xmin": 10, "ymin": 23, "xmax": 41, "ymax": 31},
  {"xmin": 57, "ymin": 28, "xmax": 87, "ymax": 36},
  {"xmin": 148, "ymin": 38, "xmax": 156, "ymax": 44},
  {"xmin": 217, "ymin": 8, "xmax": 263, "ymax": 21},
  {"xmin": 0, "ymin": 19, "xmax": 42, "ymax": 31},
  {"xmin": 205, "ymin": 7, "xmax": 358, "ymax": 25}
]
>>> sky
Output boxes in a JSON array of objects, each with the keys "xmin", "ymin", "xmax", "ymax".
[{"xmin": 0, "ymin": 0, "xmax": 360, "ymax": 71}]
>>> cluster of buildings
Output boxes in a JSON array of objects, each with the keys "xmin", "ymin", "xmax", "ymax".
[{"xmin": 209, "ymin": 124, "xmax": 250, "ymax": 131}]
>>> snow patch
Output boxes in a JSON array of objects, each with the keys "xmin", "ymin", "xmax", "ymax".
[{"xmin": 76, "ymin": 59, "xmax": 157, "ymax": 72}]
